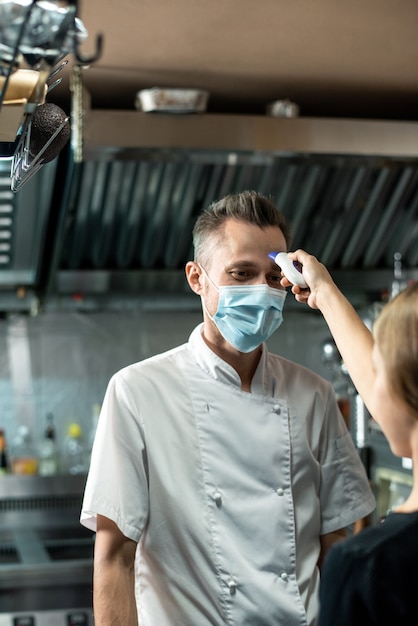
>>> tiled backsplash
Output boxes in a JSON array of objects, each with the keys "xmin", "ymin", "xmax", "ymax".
[{"xmin": 0, "ymin": 306, "xmax": 332, "ymax": 470}]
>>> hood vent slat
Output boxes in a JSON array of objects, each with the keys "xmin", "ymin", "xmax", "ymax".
[
  {"xmin": 340, "ymin": 167, "xmax": 393, "ymax": 268},
  {"xmin": 364, "ymin": 167, "xmax": 417, "ymax": 267},
  {"xmin": 52, "ymin": 152, "xmax": 418, "ymax": 298}
]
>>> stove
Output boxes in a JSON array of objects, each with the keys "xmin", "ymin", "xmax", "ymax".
[
  {"xmin": 0, "ymin": 610, "xmax": 93, "ymax": 626},
  {"xmin": 0, "ymin": 475, "xmax": 94, "ymax": 625}
]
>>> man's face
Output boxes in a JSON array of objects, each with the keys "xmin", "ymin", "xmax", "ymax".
[{"xmin": 202, "ymin": 218, "xmax": 288, "ymax": 317}]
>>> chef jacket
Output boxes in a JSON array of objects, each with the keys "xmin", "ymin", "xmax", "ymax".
[{"xmin": 81, "ymin": 323, "xmax": 375, "ymax": 626}]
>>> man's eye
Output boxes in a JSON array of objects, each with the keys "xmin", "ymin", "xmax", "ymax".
[
  {"xmin": 230, "ymin": 270, "xmax": 251, "ymax": 279},
  {"xmin": 268, "ymin": 274, "xmax": 283, "ymax": 284}
]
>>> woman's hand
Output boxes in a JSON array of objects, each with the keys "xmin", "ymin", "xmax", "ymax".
[{"xmin": 280, "ymin": 249, "xmax": 337, "ymax": 309}]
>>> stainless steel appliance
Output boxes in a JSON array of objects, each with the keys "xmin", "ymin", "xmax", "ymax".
[{"xmin": 0, "ymin": 475, "xmax": 94, "ymax": 625}]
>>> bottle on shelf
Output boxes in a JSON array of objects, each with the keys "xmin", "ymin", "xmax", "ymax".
[
  {"xmin": 0, "ymin": 429, "xmax": 10, "ymax": 475},
  {"xmin": 38, "ymin": 412, "xmax": 59, "ymax": 476},
  {"xmin": 390, "ymin": 251, "xmax": 408, "ymax": 299},
  {"xmin": 10, "ymin": 425, "xmax": 38, "ymax": 475},
  {"xmin": 65, "ymin": 422, "xmax": 86, "ymax": 475}
]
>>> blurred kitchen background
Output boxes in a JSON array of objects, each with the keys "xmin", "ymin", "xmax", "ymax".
[
  {"xmin": 0, "ymin": 305, "xmax": 337, "ymax": 464},
  {"xmin": 0, "ymin": 0, "xmax": 417, "ymax": 623}
]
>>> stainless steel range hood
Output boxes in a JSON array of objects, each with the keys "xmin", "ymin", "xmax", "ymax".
[
  {"xmin": 2, "ymin": 102, "xmax": 418, "ymax": 311},
  {"xmin": 39, "ymin": 107, "xmax": 418, "ymax": 306}
]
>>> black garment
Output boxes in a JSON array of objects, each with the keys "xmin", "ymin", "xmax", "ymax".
[{"xmin": 318, "ymin": 511, "xmax": 418, "ymax": 626}]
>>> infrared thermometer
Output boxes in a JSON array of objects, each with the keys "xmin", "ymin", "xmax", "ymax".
[{"xmin": 268, "ymin": 252, "xmax": 308, "ymax": 288}]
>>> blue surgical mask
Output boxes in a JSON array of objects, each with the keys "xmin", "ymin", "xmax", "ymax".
[{"xmin": 201, "ymin": 268, "xmax": 287, "ymax": 353}]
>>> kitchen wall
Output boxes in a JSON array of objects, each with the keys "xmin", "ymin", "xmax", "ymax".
[{"xmin": 0, "ymin": 301, "xmax": 340, "ymax": 468}]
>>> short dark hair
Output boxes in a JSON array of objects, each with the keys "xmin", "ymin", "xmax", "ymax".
[{"xmin": 193, "ymin": 191, "xmax": 291, "ymax": 265}]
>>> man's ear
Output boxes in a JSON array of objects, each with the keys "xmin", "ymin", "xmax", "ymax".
[{"xmin": 185, "ymin": 261, "xmax": 204, "ymax": 295}]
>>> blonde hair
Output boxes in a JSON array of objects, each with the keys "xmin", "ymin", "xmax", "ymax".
[{"xmin": 373, "ymin": 282, "xmax": 418, "ymax": 418}]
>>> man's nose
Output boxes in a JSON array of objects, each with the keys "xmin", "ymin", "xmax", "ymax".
[{"xmin": 257, "ymin": 274, "xmax": 270, "ymax": 285}]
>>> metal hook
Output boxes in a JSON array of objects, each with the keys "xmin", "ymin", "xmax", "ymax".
[{"xmin": 75, "ymin": 32, "xmax": 104, "ymax": 65}]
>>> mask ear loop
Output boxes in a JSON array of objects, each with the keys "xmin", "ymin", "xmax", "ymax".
[
  {"xmin": 197, "ymin": 263, "xmax": 220, "ymax": 293},
  {"xmin": 197, "ymin": 264, "xmax": 219, "ymax": 321},
  {"xmin": 197, "ymin": 264, "xmax": 219, "ymax": 292}
]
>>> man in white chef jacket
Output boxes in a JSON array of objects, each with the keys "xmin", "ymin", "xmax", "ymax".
[{"xmin": 81, "ymin": 190, "xmax": 375, "ymax": 625}]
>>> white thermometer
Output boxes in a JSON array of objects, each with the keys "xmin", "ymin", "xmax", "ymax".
[{"xmin": 269, "ymin": 252, "xmax": 308, "ymax": 288}]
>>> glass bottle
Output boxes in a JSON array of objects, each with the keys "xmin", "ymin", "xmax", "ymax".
[
  {"xmin": 38, "ymin": 413, "xmax": 59, "ymax": 476},
  {"xmin": 0, "ymin": 429, "xmax": 10, "ymax": 475},
  {"xmin": 11, "ymin": 425, "xmax": 38, "ymax": 475},
  {"xmin": 65, "ymin": 423, "xmax": 85, "ymax": 475},
  {"xmin": 391, "ymin": 252, "xmax": 408, "ymax": 299}
]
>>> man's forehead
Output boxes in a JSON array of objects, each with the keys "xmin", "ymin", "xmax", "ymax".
[{"xmin": 202, "ymin": 220, "xmax": 286, "ymax": 268}]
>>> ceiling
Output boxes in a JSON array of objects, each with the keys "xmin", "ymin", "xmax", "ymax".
[{"xmin": 52, "ymin": 0, "xmax": 418, "ymax": 120}]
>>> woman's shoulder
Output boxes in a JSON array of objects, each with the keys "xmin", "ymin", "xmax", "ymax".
[{"xmin": 326, "ymin": 511, "xmax": 418, "ymax": 570}]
